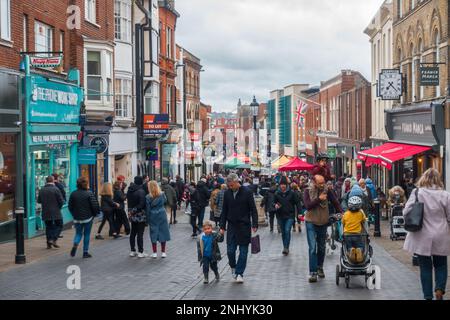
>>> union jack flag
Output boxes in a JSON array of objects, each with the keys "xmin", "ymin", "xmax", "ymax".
[{"xmin": 295, "ymin": 100, "xmax": 308, "ymax": 128}]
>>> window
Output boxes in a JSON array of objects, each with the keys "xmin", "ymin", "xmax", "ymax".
[
  {"xmin": 59, "ymin": 31, "xmax": 64, "ymax": 70},
  {"xmin": 0, "ymin": 0, "xmax": 11, "ymax": 41},
  {"xmin": 0, "ymin": 134, "xmax": 16, "ymax": 224},
  {"xmin": 105, "ymin": 52, "xmax": 112, "ymax": 102},
  {"xmin": 85, "ymin": 0, "xmax": 96, "ymax": 23},
  {"xmin": 167, "ymin": 85, "xmax": 172, "ymax": 121},
  {"xmin": 115, "ymin": 78, "xmax": 132, "ymax": 118},
  {"xmin": 114, "ymin": 0, "xmax": 131, "ymax": 42},
  {"xmin": 23, "ymin": 15, "xmax": 28, "ymax": 51},
  {"xmin": 87, "ymin": 51, "xmax": 101, "ymax": 100},
  {"xmin": 411, "ymin": 0, "xmax": 415, "ymax": 10},
  {"xmin": 418, "ymin": 39, "xmax": 423, "ymax": 99},
  {"xmin": 34, "ymin": 21, "xmax": 53, "ymax": 56},
  {"xmin": 397, "ymin": 0, "xmax": 403, "ymax": 18},
  {"xmin": 144, "ymin": 82, "xmax": 160, "ymax": 114},
  {"xmin": 166, "ymin": 27, "xmax": 172, "ymax": 59}
]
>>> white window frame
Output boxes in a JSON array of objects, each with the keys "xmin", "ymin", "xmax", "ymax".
[
  {"xmin": 114, "ymin": 0, "xmax": 131, "ymax": 42},
  {"xmin": 398, "ymin": 0, "xmax": 403, "ymax": 18},
  {"xmin": 115, "ymin": 78, "xmax": 132, "ymax": 118},
  {"xmin": 144, "ymin": 82, "xmax": 160, "ymax": 114},
  {"xmin": 34, "ymin": 21, "xmax": 53, "ymax": 57},
  {"xmin": 167, "ymin": 84, "xmax": 172, "ymax": 121},
  {"xmin": 85, "ymin": 47, "xmax": 114, "ymax": 105},
  {"xmin": 23, "ymin": 15, "xmax": 28, "ymax": 51},
  {"xmin": 166, "ymin": 27, "xmax": 172, "ymax": 59},
  {"xmin": 0, "ymin": 0, "xmax": 11, "ymax": 41},
  {"xmin": 85, "ymin": 0, "xmax": 97, "ymax": 24}
]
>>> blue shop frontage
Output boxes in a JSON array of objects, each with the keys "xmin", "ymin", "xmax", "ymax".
[{"xmin": 23, "ymin": 57, "xmax": 83, "ymax": 238}]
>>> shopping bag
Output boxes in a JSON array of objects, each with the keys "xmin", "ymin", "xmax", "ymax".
[{"xmin": 251, "ymin": 234, "xmax": 261, "ymax": 254}]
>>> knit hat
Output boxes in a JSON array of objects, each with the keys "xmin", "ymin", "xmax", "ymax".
[
  {"xmin": 134, "ymin": 176, "xmax": 144, "ymax": 185},
  {"xmin": 349, "ymin": 185, "xmax": 364, "ymax": 197}
]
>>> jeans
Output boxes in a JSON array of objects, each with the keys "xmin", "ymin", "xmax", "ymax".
[
  {"xmin": 130, "ymin": 221, "xmax": 146, "ymax": 253},
  {"xmin": 227, "ymin": 233, "xmax": 249, "ymax": 276},
  {"xmin": 344, "ymin": 234, "xmax": 365, "ymax": 251},
  {"xmin": 306, "ymin": 222, "xmax": 327, "ymax": 273},
  {"xmin": 197, "ymin": 207, "xmax": 206, "ymax": 230},
  {"xmin": 202, "ymin": 256, "xmax": 218, "ymax": 275},
  {"xmin": 278, "ymin": 218, "xmax": 294, "ymax": 249},
  {"xmin": 73, "ymin": 220, "xmax": 93, "ymax": 253},
  {"xmin": 45, "ymin": 219, "xmax": 63, "ymax": 242},
  {"xmin": 97, "ymin": 211, "xmax": 116, "ymax": 235},
  {"xmin": 417, "ymin": 255, "xmax": 448, "ymax": 300}
]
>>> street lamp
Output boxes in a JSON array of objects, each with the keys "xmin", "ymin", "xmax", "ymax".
[
  {"xmin": 250, "ymin": 96, "xmax": 260, "ymax": 165},
  {"xmin": 176, "ymin": 63, "xmax": 187, "ymax": 182}
]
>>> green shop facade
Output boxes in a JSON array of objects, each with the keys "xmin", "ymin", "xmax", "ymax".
[{"xmin": 23, "ymin": 56, "xmax": 83, "ymax": 238}]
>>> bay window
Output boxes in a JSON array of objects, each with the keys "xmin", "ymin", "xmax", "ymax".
[
  {"xmin": 144, "ymin": 82, "xmax": 160, "ymax": 114},
  {"xmin": 86, "ymin": 49, "xmax": 113, "ymax": 103}
]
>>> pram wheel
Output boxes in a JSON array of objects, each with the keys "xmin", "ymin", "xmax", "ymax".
[
  {"xmin": 345, "ymin": 274, "xmax": 350, "ymax": 288},
  {"xmin": 335, "ymin": 265, "xmax": 340, "ymax": 286}
]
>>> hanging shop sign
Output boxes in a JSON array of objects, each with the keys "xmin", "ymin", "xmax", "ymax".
[
  {"xmin": 90, "ymin": 136, "xmax": 109, "ymax": 154},
  {"xmin": 78, "ymin": 148, "xmax": 97, "ymax": 165},
  {"xmin": 30, "ymin": 56, "xmax": 63, "ymax": 68},
  {"xmin": 327, "ymin": 146, "xmax": 337, "ymax": 159},
  {"xmin": 317, "ymin": 130, "xmax": 339, "ymax": 138},
  {"xmin": 378, "ymin": 69, "xmax": 403, "ymax": 100},
  {"xmin": 419, "ymin": 67, "xmax": 439, "ymax": 86},
  {"xmin": 143, "ymin": 114, "xmax": 169, "ymax": 135}
]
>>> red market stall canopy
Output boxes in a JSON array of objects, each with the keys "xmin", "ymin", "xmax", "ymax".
[
  {"xmin": 279, "ymin": 157, "xmax": 314, "ymax": 172},
  {"xmin": 357, "ymin": 142, "xmax": 431, "ymax": 170}
]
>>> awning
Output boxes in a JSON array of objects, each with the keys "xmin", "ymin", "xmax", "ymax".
[
  {"xmin": 357, "ymin": 142, "xmax": 431, "ymax": 170},
  {"xmin": 279, "ymin": 157, "xmax": 314, "ymax": 172}
]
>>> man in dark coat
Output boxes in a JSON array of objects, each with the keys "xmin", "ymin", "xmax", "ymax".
[
  {"xmin": 38, "ymin": 176, "xmax": 64, "ymax": 249},
  {"xmin": 196, "ymin": 178, "xmax": 211, "ymax": 231},
  {"xmin": 175, "ymin": 175, "xmax": 185, "ymax": 206},
  {"xmin": 220, "ymin": 173, "xmax": 258, "ymax": 283}
]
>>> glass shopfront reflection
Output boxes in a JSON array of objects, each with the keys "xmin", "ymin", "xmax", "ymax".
[{"xmin": 0, "ymin": 134, "xmax": 16, "ymax": 224}]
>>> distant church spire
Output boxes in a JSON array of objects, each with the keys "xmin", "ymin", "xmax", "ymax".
[{"xmin": 237, "ymin": 98, "xmax": 242, "ymax": 107}]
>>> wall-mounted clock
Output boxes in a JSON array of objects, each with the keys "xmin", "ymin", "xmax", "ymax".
[{"xmin": 378, "ymin": 69, "xmax": 403, "ymax": 100}]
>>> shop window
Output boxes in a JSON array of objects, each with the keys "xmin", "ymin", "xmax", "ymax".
[
  {"xmin": 0, "ymin": 134, "xmax": 16, "ymax": 224},
  {"xmin": 144, "ymin": 82, "xmax": 159, "ymax": 114}
]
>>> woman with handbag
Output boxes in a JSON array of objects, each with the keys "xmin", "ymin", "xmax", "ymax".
[
  {"xmin": 403, "ymin": 168, "xmax": 450, "ymax": 300},
  {"xmin": 127, "ymin": 176, "xmax": 148, "ymax": 258}
]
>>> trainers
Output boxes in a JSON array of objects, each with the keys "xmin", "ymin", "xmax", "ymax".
[
  {"xmin": 161, "ymin": 252, "xmax": 167, "ymax": 258},
  {"xmin": 83, "ymin": 252, "xmax": 92, "ymax": 258},
  {"xmin": 70, "ymin": 246, "xmax": 78, "ymax": 257},
  {"xmin": 231, "ymin": 268, "xmax": 236, "ymax": 279},
  {"xmin": 191, "ymin": 233, "xmax": 197, "ymax": 239},
  {"xmin": 309, "ymin": 273, "xmax": 318, "ymax": 283},
  {"xmin": 137, "ymin": 252, "xmax": 148, "ymax": 258},
  {"xmin": 214, "ymin": 271, "xmax": 220, "ymax": 281},
  {"xmin": 95, "ymin": 234, "xmax": 104, "ymax": 240},
  {"xmin": 235, "ymin": 275, "xmax": 244, "ymax": 283},
  {"xmin": 270, "ymin": 228, "xmax": 273, "ymax": 233},
  {"xmin": 203, "ymin": 274, "xmax": 209, "ymax": 284},
  {"xmin": 129, "ymin": 251, "xmax": 138, "ymax": 257},
  {"xmin": 355, "ymin": 248, "xmax": 364, "ymax": 263},
  {"xmin": 151, "ymin": 253, "xmax": 157, "ymax": 259},
  {"xmin": 317, "ymin": 267, "xmax": 325, "ymax": 278}
]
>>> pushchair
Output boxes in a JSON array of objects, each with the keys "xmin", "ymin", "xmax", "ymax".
[
  {"xmin": 336, "ymin": 221, "xmax": 377, "ymax": 289},
  {"xmin": 389, "ymin": 202, "xmax": 406, "ymax": 241}
]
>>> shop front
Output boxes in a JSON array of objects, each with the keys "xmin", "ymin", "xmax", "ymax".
[
  {"xmin": 109, "ymin": 126, "xmax": 138, "ymax": 186},
  {"xmin": 24, "ymin": 60, "xmax": 82, "ymax": 238},
  {"xmin": 0, "ymin": 70, "xmax": 24, "ymax": 242},
  {"xmin": 358, "ymin": 103, "xmax": 445, "ymax": 188}
]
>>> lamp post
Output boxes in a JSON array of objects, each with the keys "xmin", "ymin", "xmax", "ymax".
[
  {"xmin": 250, "ymin": 96, "xmax": 260, "ymax": 166},
  {"xmin": 176, "ymin": 63, "xmax": 187, "ymax": 182}
]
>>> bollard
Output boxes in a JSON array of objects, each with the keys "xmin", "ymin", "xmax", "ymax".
[
  {"xmin": 373, "ymin": 199, "xmax": 381, "ymax": 237},
  {"xmin": 15, "ymin": 207, "xmax": 26, "ymax": 264}
]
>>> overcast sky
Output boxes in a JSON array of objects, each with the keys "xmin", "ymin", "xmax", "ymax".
[{"xmin": 176, "ymin": 0, "xmax": 384, "ymax": 112}]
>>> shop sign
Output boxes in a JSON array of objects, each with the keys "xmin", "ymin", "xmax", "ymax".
[
  {"xmin": 90, "ymin": 137, "xmax": 108, "ymax": 154},
  {"xmin": 31, "ymin": 134, "xmax": 77, "ymax": 144},
  {"xmin": 29, "ymin": 75, "xmax": 82, "ymax": 124},
  {"xmin": 386, "ymin": 110, "xmax": 436, "ymax": 146},
  {"xmin": 420, "ymin": 67, "xmax": 439, "ymax": 86},
  {"xmin": 78, "ymin": 148, "xmax": 97, "ymax": 165},
  {"xmin": 359, "ymin": 142, "xmax": 372, "ymax": 152},
  {"xmin": 327, "ymin": 146, "xmax": 337, "ymax": 159},
  {"xmin": 143, "ymin": 114, "xmax": 169, "ymax": 135},
  {"xmin": 30, "ymin": 56, "xmax": 62, "ymax": 68},
  {"xmin": 317, "ymin": 130, "xmax": 339, "ymax": 138}
]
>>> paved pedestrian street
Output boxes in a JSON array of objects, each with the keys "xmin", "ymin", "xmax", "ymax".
[{"xmin": 0, "ymin": 211, "xmax": 423, "ymax": 300}]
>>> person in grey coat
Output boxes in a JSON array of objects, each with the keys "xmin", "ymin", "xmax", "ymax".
[
  {"xmin": 161, "ymin": 178, "xmax": 178, "ymax": 224},
  {"xmin": 220, "ymin": 173, "xmax": 258, "ymax": 283},
  {"xmin": 402, "ymin": 168, "xmax": 450, "ymax": 300},
  {"xmin": 146, "ymin": 180, "xmax": 171, "ymax": 259},
  {"xmin": 37, "ymin": 175, "xmax": 64, "ymax": 249}
]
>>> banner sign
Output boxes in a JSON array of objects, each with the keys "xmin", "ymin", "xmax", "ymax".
[
  {"xmin": 327, "ymin": 146, "xmax": 337, "ymax": 159},
  {"xmin": 420, "ymin": 67, "xmax": 439, "ymax": 86},
  {"xmin": 78, "ymin": 148, "xmax": 97, "ymax": 165},
  {"xmin": 143, "ymin": 114, "xmax": 169, "ymax": 135},
  {"xmin": 30, "ymin": 56, "xmax": 63, "ymax": 68}
]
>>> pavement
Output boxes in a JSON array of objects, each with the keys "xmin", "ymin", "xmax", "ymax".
[{"xmin": 0, "ymin": 208, "xmax": 428, "ymax": 300}]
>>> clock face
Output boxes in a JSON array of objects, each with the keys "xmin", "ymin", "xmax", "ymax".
[{"xmin": 379, "ymin": 69, "xmax": 402, "ymax": 100}]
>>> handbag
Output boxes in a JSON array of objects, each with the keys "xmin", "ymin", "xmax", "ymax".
[
  {"xmin": 251, "ymin": 234, "xmax": 261, "ymax": 254},
  {"xmin": 404, "ymin": 188, "xmax": 424, "ymax": 232}
]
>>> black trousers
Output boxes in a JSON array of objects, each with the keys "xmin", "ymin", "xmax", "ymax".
[
  {"xmin": 114, "ymin": 209, "xmax": 130, "ymax": 234},
  {"xmin": 269, "ymin": 212, "xmax": 276, "ymax": 230},
  {"xmin": 130, "ymin": 221, "xmax": 146, "ymax": 253},
  {"xmin": 98, "ymin": 211, "xmax": 116, "ymax": 235},
  {"xmin": 170, "ymin": 206, "xmax": 177, "ymax": 223},
  {"xmin": 45, "ymin": 219, "xmax": 63, "ymax": 242},
  {"xmin": 190, "ymin": 214, "xmax": 198, "ymax": 234}
]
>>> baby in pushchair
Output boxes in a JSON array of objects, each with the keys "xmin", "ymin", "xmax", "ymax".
[{"xmin": 341, "ymin": 196, "xmax": 368, "ymax": 264}]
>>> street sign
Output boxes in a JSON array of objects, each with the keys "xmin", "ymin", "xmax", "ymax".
[
  {"xmin": 420, "ymin": 66, "xmax": 439, "ymax": 86},
  {"xmin": 146, "ymin": 148, "xmax": 158, "ymax": 161}
]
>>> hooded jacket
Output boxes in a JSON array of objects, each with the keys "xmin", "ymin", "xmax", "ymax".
[
  {"xmin": 161, "ymin": 180, "xmax": 177, "ymax": 208},
  {"xmin": 127, "ymin": 183, "xmax": 146, "ymax": 212},
  {"xmin": 365, "ymin": 178, "xmax": 377, "ymax": 200},
  {"xmin": 274, "ymin": 187, "xmax": 302, "ymax": 220},
  {"xmin": 261, "ymin": 186, "xmax": 277, "ymax": 214},
  {"xmin": 196, "ymin": 180, "xmax": 211, "ymax": 208}
]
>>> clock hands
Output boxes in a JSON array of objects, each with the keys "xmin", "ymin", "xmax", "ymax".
[{"xmin": 386, "ymin": 81, "xmax": 398, "ymax": 92}]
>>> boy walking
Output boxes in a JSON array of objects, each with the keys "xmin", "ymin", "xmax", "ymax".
[{"xmin": 197, "ymin": 220, "xmax": 224, "ymax": 284}]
